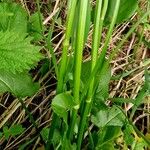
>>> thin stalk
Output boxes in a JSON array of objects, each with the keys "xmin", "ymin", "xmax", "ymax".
[
  {"xmin": 18, "ymin": 98, "xmax": 45, "ymax": 145},
  {"xmin": 67, "ymin": 0, "xmax": 89, "ymax": 140},
  {"xmin": 77, "ymin": 0, "xmax": 121, "ymax": 149},
  {"xmin": 36, "ymin": 0, "xmax": 44, "ymax": 34},
  {"xmin": 46, "ymin": 29, "xmax": 59, "ymax": 77},
  {"xmin": 57, "ymin": 0, "xmax": 78, "ymax": 93},
  {"xmin": 130, "ymin": 86, "xmax": 148, "ymax": 120},
  {"xmin": 46, "ymin": 0, "xmax": 78, "ymax": 148},
  {"xmin": 77, "ymin": 0, "xmax": 104, "ymax": 148}
]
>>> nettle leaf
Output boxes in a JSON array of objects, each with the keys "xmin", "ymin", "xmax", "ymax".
[
  {"xmin": 52, "ymin": 93, "xmax": 75, "ymax": 123},
  {"xmin": 0, "ymin": 2, "xmax": 27, "ymax": 33},
  {"xmin": 0, "ymin": 31, "xmax": 42, "ymax": 73},
  {"xmin": 91, "ymin": 106, "xmax": 125, "ymax": 128},
  {"xmin": 105, "ymin": 0, "xmax": 138, "ymax": 24},
  {"xmin": 0, "ymin": 70, "xmax": 40, "ymax": 97}
]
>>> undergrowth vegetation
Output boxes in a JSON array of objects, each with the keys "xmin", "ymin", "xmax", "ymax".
[{"xmin": 0, "ymin": 0, "xmax": 150, "ymax": 149}]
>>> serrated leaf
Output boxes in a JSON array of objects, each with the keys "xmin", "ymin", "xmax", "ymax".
[
  {"xmin": 0, "ymin": 2, "xmax": 27, "ymax": 33},
  {"xmin": 105, "ymin": 0, "xmax": 138, "ymax": 24},
  {"xmin": 91, "ymin": 106, "xmax": 125, "ymax": 127},
  {"xmin": 0, "ymin": 70, "xmax": 40, "ymax": 97},
  {"xmin": 52, "ymin": 93, "xmax": 75, "ymax": 123},
  {"xmin": 10, "ymin": 124, "xmax": 25, "ymax": 137},
  {"xmin": 0, "ymin": 31, "xmax": 42, "ymax": 73}
]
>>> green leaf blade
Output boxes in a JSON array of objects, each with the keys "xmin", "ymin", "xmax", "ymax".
[
  {"xmin": 0, "ymin": 70, "xmax": 40, "ymax": 97},
  {"xmin": 0, "ymin": 31, "xmax": 42, "ymax": 73}
]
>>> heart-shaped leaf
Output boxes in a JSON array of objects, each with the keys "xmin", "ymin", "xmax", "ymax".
[{"xmin": 52, "ymin": 93, "xmax": 75, "ymax": 123}]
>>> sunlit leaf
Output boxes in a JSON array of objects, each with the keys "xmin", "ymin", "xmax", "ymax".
[
  {"xmin": 91, "ymin": 106, "xmax": 125, "ymax": 127},
  {"xmin": 52, "ymin": 92, "xmax": 75, "ymax": 123},
  {"xmin": 0, "ymin": 70, "xmax": 40, "ymax": 97}
]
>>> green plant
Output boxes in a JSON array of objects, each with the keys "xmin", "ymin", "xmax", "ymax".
[
  {"xmin": 1, "ymin": 0, "xmax": 150, "ymax": 149},
  {"xmin": 0, "ymin": 2, "xmax": 43, "ymax": 146},
  {"xmin": 1, "ymin": 124, "xmax": 25, "ymax": 140},
  {"xmin": 47, "ymin": 0, "xmax": 150, "ymax": 149}
]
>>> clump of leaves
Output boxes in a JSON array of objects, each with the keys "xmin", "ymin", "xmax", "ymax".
[
  {"xmin": 0, "ymin": 124, "xmax": 25, "ymax": 140},
  {"xmin": 0, "ymin": 2, "xmax": 42, "ymax": 97}
]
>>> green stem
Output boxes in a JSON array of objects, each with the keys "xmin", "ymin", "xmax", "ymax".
[
  {"xmin": 130, "ymin": 86, "xmax": 147, "ymax": 120},
  {"xmin": 77, "ymin": 0, "xmax": 104, "ymax": 148},
  {"xmin": 36, "ymin": 0, "xmax": 44, "ymax": 34},
  {"xmin": 18, "ymin": 98, "xmax": 45, "ymax": 145},
  {"xmin": 67, "ymin": 0, "xmax": 89, "ymax": 140},
  {"xmin": 46, "ymin": 0, "xmax": 78, "ymax": 148},
  {"xmin": 77, "ymin": 0, "xmax": 120, "ymax": 149},
  {"xmin": 80, "ymin": 2, "xmax": 150, "ymax": 112},
  {"xmin": 46, "ymin": 29, "xmax": 59, "ymax": 78},
  {"xmin": 57, "ymin": 0, "xmax": 78, "ymax": 93}
]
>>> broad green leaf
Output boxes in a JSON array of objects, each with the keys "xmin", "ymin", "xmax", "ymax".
[
  {"xmin": 0, "ymin": 31, "xmax": 42, "ymax": 73},
  {"xmin": 91, "ymin": 106, "xmax": 125, "ymax": 127},
  {"xmin": 40, "ymin": 127, "xmax": 61, "ymax": 147},
  {"xmin": 123, "ymin": 124, "xmax": 135, "ymax": 145},
  {"xmin": 133, "ymin": 139, "xmax": 148, "ymax": 150},
  {"xmin": 0, "ymin": 2, "xmax": 27, "ymax": 33},
  {"xmin": 105, "ymin": 0, "xmax": 138, "ymax": 24},
  {"xmin": 0, "ymin": 70, "xmax": 40, "ymax": 97},
  {"xmin": 95, "ymin": 62, "xmax": 111, "ymax": 101},
  {"xmin": 10, "ymin": 124, "xmax": 25, "ymax": 137},
  {"xmin": 96, "ymin": 126, "xmax": 121, "ymax": 149},
  {"xmin": 92, "ymin": 62, "xmax": 111, "ymax": 114},
  {"xmin": 96, "ymin": 142, "xmax": 114, "ymax": 150},
  {"xmin": 52, "ymin": 93, "xmax": 75, "ymax": 123},
  {"xmin": 40, "ymin": 127, "xmax": 49, "ymax": 142},
  {"xmin": 81, "ymin": 61, "xmax": 91, "ymax": 85}
]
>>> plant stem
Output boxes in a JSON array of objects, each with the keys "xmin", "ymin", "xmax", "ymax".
[
  {"xmin": 36, "ymin": 0, "xmax": 44, "ymax": 34},
  {"xmin": 77, "ymin": 0, "xmax": 121, "ymax": 149},
  {"xmin": 18, "ymin": 98, "xmax": 45, "ymax": 145},
  {"xmin": 67, "ymin": 0, "xmax": 89, "ymax": 140},
  {"xmin": 79, "ymin": 9, "xmax": 150, "ymax": 105},
  {"xmin": 46, "ymin": 0, "xmax": 78, "ymax": 148},
  {"xmin": 76, "ymin": 0, "xmax": 107, "ymax": 148}
]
